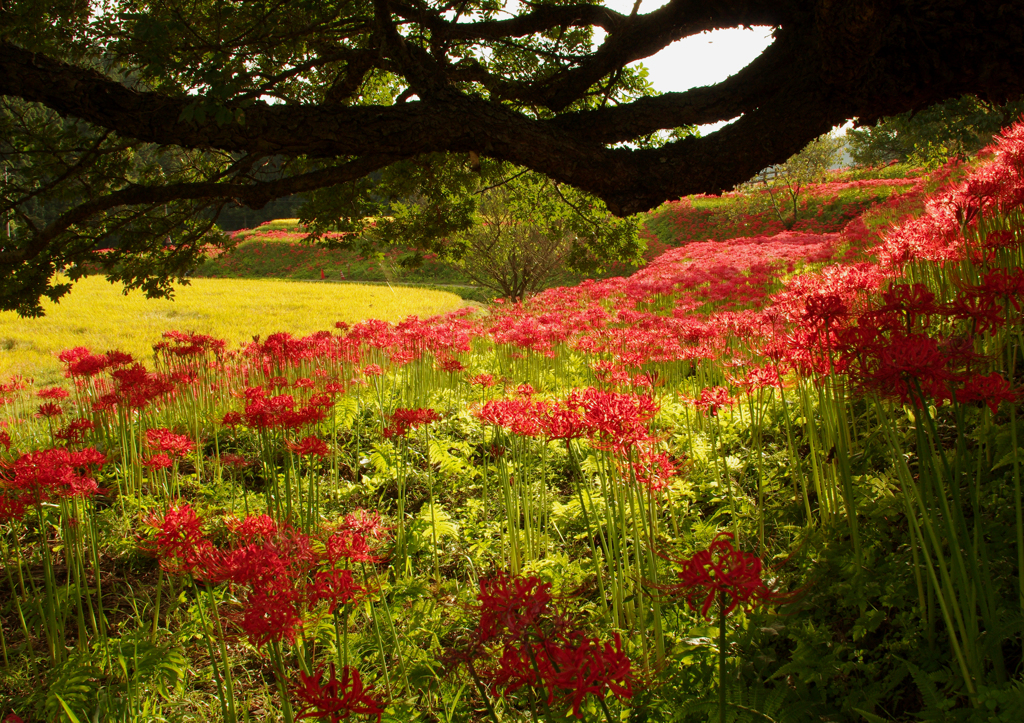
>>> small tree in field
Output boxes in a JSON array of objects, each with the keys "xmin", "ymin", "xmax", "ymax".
[
  {"xmin": 754, "ymin": 133, "xmax": 846, "ymax": 229},
  {"xmin": 446, "ymin": 167, "xmax": 641, "ymax": 301}
]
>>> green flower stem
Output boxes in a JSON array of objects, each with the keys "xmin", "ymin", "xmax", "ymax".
[
  {"xmin": 467, "ymin": 659, "xmax": 502, "ymax": 723},
  {"xmin": 3, "ymin": 534, "xmax": 35, "ymax": 659},
  {"xmin": 876, "ymin": 401, "xmax": 976, "ymax": 695},
  {"xmin": 566, "ymin": 441, "xmax": 610, "ymax": 619},
  {"xmin": 718, "ymin": 590, "xmax": 727, "ymax": 723},
  {"xmin": 364, "ymin": 562, "xmax": 410, "ymax": 696},
  {"xmin": 271, "ymin": 640, "xmax": 295, "ymax": 723},
  {"xmin": 1010, "ymin": 403, "xmax": 1024, "ymax": 615},
  {"xmin": 364, "ymin": 590, "xmax": 393, "ymax": 696},
  {"xmin": 188, "ymin": 578, "xmax": 235, "ymax": 723}
]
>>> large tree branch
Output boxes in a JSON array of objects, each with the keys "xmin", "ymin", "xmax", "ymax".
[
  {"xmin": 3, "ymin": 0, "xmax": 1024, "ymax": 221},
  {"xmin": 481, "ymin": 0, "xmax": 783, "ymax": 110},
  {"xmin": 396, "ymin": 2, "xmax": 631, "ymax": 40}
]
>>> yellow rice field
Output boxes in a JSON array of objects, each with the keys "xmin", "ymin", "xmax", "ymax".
[{"xmin": 0, "ymin": 276, "xmax": 468, "ymax": 386}]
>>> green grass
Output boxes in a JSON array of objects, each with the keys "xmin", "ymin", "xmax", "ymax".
[
  {"xmin": 198, "ymin": 238, "xmax": 474, "ymax": 286},
  {"xmin": 0, "ymin": 275, "xmax": 469, "ymax": 386}
]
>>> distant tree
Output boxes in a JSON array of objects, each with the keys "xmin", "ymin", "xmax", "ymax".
[
  {"xmin": 848, "ymin": 95, "xmax": 1024, "ymax": 167},
  {"xmin": 302, "ymin": 157, "xmax": 643, "ymax": 301},
  {"xmin": 443, "ymin": 165, "xmax": 642, "ymax": 301},
  {"xmin": 752, "ymin": 133, "xmax": 845, "ymax": 230},
  {"xmin": 451, "ymin": 194, "xmax": 576, "ymax": 300}
]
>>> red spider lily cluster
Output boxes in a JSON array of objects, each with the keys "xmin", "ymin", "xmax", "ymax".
[
  {"xmin": 288, "ymin": 435, "xmax": 331, "ymax": 457},
  {"xmin": 456, "ymin": 572, "xmax": 633, "ymax": 719},
  {"xmin": 663, "ymin": 533, "xmax": 779, "ymax": 619},
  {"xmin": 146, "ymin": 427, "xmax": 196, "ymax": 457},
  {"xmin": 145, "ymin": 505, "xmax": 383, "ymax": 648},
  {"xmin": 382, "ymin": 407, "xmax": 440, "ymax": 438},
  {"xmin": 0, "ymin": 446, "xmax": 107, "ymax": 508},
  {"xmin": 476, "ymin": 388, "xmax": 658, "ymax": 451},
  {"xmin": 291, "ymin": 663, "xmax": 384, "ymax": 723}
]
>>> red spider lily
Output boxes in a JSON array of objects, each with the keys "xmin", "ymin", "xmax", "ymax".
[
  {"xmin": 982, "ymin": 229, "xmax": 1018, "ymax": 248},
  {"xmin": 323, "ymin": 381, "xmax": 347, "ymax": 396},
  {"xmin": 0, "ymin": 430, "xmax": 11, "ymax": 450},
  {"xmin": 143, "ymin": 453, "xmax": 174, "ymax": 470},
  {"xmin": 877, "ymin": 282, "xmax": 939, "ymax": 327},
  {"xmin": 35, "ymin": 402, "xmax": 64, "ymax": 418},
  {"xmin": 146, "ymin": 504, "xmax": 206, "ymax": 563},
  {"xmin": 326, "ymin": 530, "xmax": 381, "ymax": 564},
  {"xmin": 146, "ymin": 428, "xmax": 195, "ymax": 457},
  {"xmin": 477, "ymin": 572, "xmax": 552, "ymax": 643},
  {"xmin": 239, "ymin": 578, "xmax": 303, "ymax": 648},
  {"xmin": 580, "ymin": 388, "xmax": 658, "ymax": 450},
  {"xmin": 291, "ymin": 664, "xmax": 384, "ymax": 723},
  {"xmin": 491, "ymin": 632, "xmax": 632, "ymax": 719},
  {"xmin": 37, "ymin": 386, "xmax": 70, "ymax": 400},
  {"xmin": 54, "ymin": 418, "xmax": 95, "ymax": 444},
  {"xmin": 107, "ymin": 365, "xmax": 177, "ymax": 409},
  {"xmin": 220, "ymin": 453, "xmax": 251, "ymax": 468},
  {"xmin": 693, "ymin": 386, "xmax": 734, "ymax": 416},
  {"xmin": 154, "ymin": 330, "xmax": 226, "ymax": 358},
  {"xmin": 436, "ymin": 356, "xmax": 465, "ymax": 373},
  {"xmin": 382, "ymin": 407, "xmax": 439, "ymax": 438},
  {"xmin": 362, "ymin": 364, "xmax": 384, "ymax": 377},
  {"xmin": 341, "ymin": 510, "xmax": 390, "ymax": 540},
  {"xmin": 948, "ymin": 293, "xmax": 1006, "ymax": 335},
  {"xmin": 0, "ymin": 376, "xmax": 27, "ymax": 396},
  {"xmin": 5, "ymin": 447, "xmax": 106, "ymax": 502},
  {"xmin": 474, "ymin": 398, "xmax": 547, "ymax": 437},
  {"xmin": 956, "ymin": 372, "xmax": 1018, "ymax": 414},
  {"xmin": 309, "ymin": 569, "xmax": 365, "ymax": 613},
  {"xmin": 307, "ymin": 393, "xmax": 334, "ymax": 409},
  {"xmin": 633, "ymin": 448, "xmax": 680, "ymax": 493},
  {"xmin": 221, "ymin": 411, "xmax": 243, "ymax": 426},
  {"xmin": 539, "ymin": 402, "xmax": 591, "ymax": 441},
  {"xmin": 208, "ymin": 543, "xmax": 290, "ymax": 587},
  {"xmin": 974, "ymin": 268, "xmax": 1024, "ymax": 312},
  {"xmin": 664, "ymin": 533, "xmax": 775, "ymax": 619},
  {"xmin": 241, "ymin": 393, "xmax": 293, "ymax": 429},
  {"xmin": 287, "ymin": 435, "xmax": 331, "ymax": 458},
  {"xmin": 59, "ymin": 348, "xmax": 110, "ymax": 378},
  {"xmin": 230, "ymin": 513, "xmax": 278, "ymax": 543},
  {"xmin": 0, "ymin": 495, "xmax": 26, "ymax": 523},
  {"xmin": 856, "ymin": 332, "xmax": 953, "ymax": 407},
  {"xmin": 801, "ymin": 293, "xmax": 849, "ymax": 330},
  {"xmin": 734, "ymin": 365, "xmax": 784, "ymax": 392},
  {"xmin": 470, "ymin": 373, "xmax": 496, "ymax": 387}
]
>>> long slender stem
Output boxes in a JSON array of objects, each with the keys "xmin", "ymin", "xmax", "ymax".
[{"xmin": 718, "ymin": 591, "xmax": 727, "ymax": 723}]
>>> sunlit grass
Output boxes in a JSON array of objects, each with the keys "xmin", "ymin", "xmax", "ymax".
[{"xmin": 0, "ymin": 275, "xmax": 468, "ymax": 385}]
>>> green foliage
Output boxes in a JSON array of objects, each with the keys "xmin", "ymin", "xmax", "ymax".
[
  {"xmin": 749, "ymin": 133, "xmax": 846, "ymax": 230},
  {"xmin": 33, "ymin": 632, "xmax": 186, "ymax": 723},
  {"xmin": 848, "ymin": 95, "xmax": 1024, "ymax": 168},
  {"xmin": 299, "ymin": 157, "xmax": 644, "ymax": 300},
  {"xmin": 443, "ymin": 162, "xmax": 643, "ymax": 299},
  {"xmin": 0, "ymin": 97, "xmax": 234, "ymax": 316}
]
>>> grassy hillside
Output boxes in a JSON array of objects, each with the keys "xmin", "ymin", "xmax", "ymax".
[
  {"xmin": 200, "ymin": 163, "xmax": 935, "ymax": 294},
  {"xmin": 197, "ymin": 222, "xmax": 473, "ymax": 286},
  {"xmin": 641, "ymin": 162, "xmax": 930, "ymax": 258}
]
